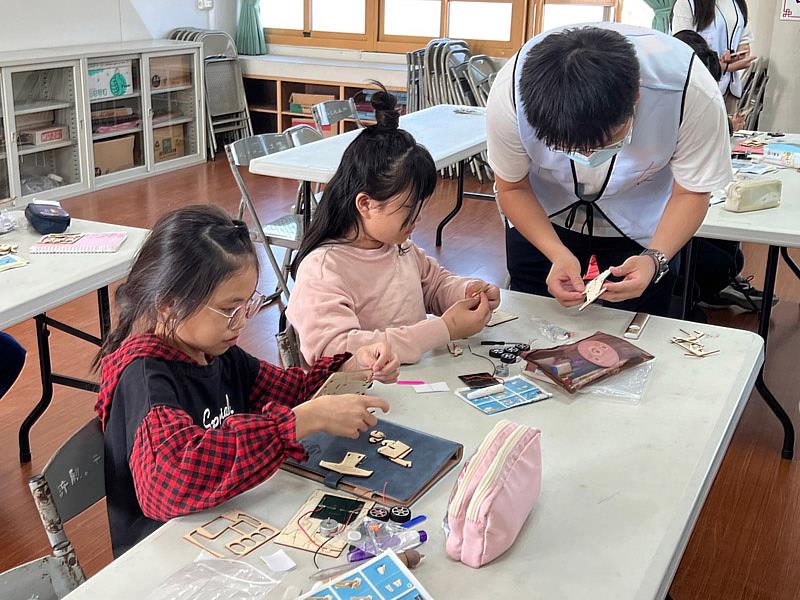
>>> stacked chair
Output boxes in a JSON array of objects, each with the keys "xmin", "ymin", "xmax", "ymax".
[
  {"xmin": 405, "ymin": 39, "xmax": 497, "ymax": 183},
  {"xmin": 168, "ymin": 28, "xmax": 253, "ymax": 158}
]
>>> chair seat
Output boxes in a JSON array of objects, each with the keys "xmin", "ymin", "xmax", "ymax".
[{"xmin": 256, "ymin": 214, "xmax": 304, "ymax": 248}]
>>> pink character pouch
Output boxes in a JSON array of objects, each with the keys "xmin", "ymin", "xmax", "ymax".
[{"xmin": 445, "ymin": 419, "xmax": 541, "ymax": 568}]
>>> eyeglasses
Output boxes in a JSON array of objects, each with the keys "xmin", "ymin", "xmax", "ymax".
[
  {"xmin": 554, "ymin": 115, "xmax": 635, "ymax": 158},
  {"xmin": 205, "ymin": 291, "xmax": 267, "ymax": 329}
]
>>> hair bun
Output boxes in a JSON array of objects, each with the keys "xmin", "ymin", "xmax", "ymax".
[{"xmin": 370, "ymin": 86, "xmax": 400, "ymax": 130}]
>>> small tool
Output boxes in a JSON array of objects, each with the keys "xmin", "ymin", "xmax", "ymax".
[{"xmin": 465, "ymin": 383, "xmax": 504, "ymax": 400}]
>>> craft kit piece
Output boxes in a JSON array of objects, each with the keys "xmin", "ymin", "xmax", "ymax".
[
  {"xmin": 445, "ymin": 420, "xmax": 541, "ymax": 569},
  {"xmin": 522, "ymin": 331, "xmax": 654, "ymax": 394},
  {"xmin": 670, "ymin": 329, "xmax": 719, "ymax": 358},
  {"xmin": 260, "ymin": 549, "xmax": 296, "ymax": 573},
  {"xmin": 458, "ymin": 372, "xmax": 502, "ymax": 389},
  {"xmin": 579, "ymin": 268, "xmax": 611, "ymax": 311},
  {"xmin": 0, "ymin": 243, "xmax": 19, "ymax": 255},
  {"xmin": 411, "ymin": 382, "xmax": 449, "ymax": 393},
  {"xmin": 487, "ymin": 309, "xmax": 519, "ymax": 327},
  {"xmin": 455, "ymin": 375, "xmax": 551, "ymax": 415},
  {"xmin": 299, "ymin": 550, "xmax": 433, "ymax": 600},
  {"xmin": 624, "ymin": 312, "xmax": 650, "ymax": 340},
  {"xmin": 368, "ymin": 506, "xmax": 390, "ymax": 521},
  {"xmin": 183, "ymin": 512, "xmax": 280, "ymax": 558},
  {"xmin": 532, "ymin": 317, "xmax": 575, "ymax": 343},
  {"xmin": 320, "ymin": 452, "xmax": 373, "ymax": 477},
  {"xmin": 0, "ymin": 255, "xmax": 28, "ymax": 272},
  {"xmin": 389, "ymin": 506, "xmax": 411, "ymax": 524},
  {"xmin": 311, "ymin": 369, "xmax": 372, "ymax": 400},
  {"xmin": 30, "ymin": 232, "xmax": 127, "ymax": 254},
  {"xmin": 274, "ymin": 490, "xmax": 373, "ymax": 558},
  {"xmin": 465, "ymin": 383, "xmax": 505, "ymax": 400},
  {"xmin": 763, "ymin": 142, "xmax": 800, "ymax": 169},
  {"xmin": 723, "ymin": 178, "xmax": 782, "ymax": 213},
  {"xmin": 282, "ymin": 419, "xmax": 463, "ymax": 506},
  {"xmin": 447, "ymin": 341, "xmax": 463, "ymax": 356}
]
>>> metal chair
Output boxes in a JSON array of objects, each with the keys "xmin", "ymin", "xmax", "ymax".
[
  {"xmin": 276, "ymin": 309, "xmax": 302, "ymax": 368},
  {"xmin": 312, "ymin": 98, "xmax": 364, "ymax": 132},
  {"xmin": 226, "ymin": 134, "xmax": 302, "ymax": 303},
  {"xmin": 283, "ymin": 123, "xmax": 324, "ymax": 148},
  {"xmin": 0, "ymin": 418, "xmax": 105, "ymax": 600}
]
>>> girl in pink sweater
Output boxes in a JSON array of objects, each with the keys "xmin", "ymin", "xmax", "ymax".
[{"xmin": 287, "ymin": 87, "xmax": 501, "ymax": 365}]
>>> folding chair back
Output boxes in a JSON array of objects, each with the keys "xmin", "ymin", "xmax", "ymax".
[{"xmin": 312, "ymin": 98, "xmax": 363, "ymax": 131}]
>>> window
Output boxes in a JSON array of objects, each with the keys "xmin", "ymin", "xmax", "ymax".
[{"xmin": 260, "ymin": 0, "xmax": 634, "ymax": 56}]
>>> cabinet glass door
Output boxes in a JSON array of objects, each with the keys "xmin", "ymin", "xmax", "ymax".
[
  {"xmin": 147, "ymin": 53, "xmax": 199, "ymax": 164},
  {"xmin": 10, "ymin": 64, "xmax": 84, "ymax": 198},
  {"xmin": 88, "ymin": 57, "xmax": 145, "ymax": 179},
  {"xmin": 0, "ymin": 78, "xmax": 10, "ymax": 205}
]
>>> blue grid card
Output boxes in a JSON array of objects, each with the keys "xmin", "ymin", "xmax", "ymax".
[{"xmin": 455, "ymin": 375, "xmax": 552, "ymax": 415}]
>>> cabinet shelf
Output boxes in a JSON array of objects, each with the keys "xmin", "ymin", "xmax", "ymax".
[
  {"xmin": 250, "ymin": 104, "xmax": 277, "ymax": 114},
  {"xmin": 15, "ymin": 100, "xmax": 73, "ymax": 115},
  {"xmin": 151, "ymin": 84, "xmax": 193, "ymax": 95},
  {"xmin": 152, "ymin": 116, "xmax": 193, "ymax": 130},
  {"xmin": 17, "ymin": 139, "xmax": 76, "ymax": 156},
  {"xmin": 90, "ymin": 91, "xmax": 141, "ymax": 104},
  {"xmin": 93, "ymin": 127, "xmax": 142, "ymax": 141}
]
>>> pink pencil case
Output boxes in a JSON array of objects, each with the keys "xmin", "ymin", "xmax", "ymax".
[{"xmin": 445, "ymin": 420, "xmax": 541, "ymax": 568}]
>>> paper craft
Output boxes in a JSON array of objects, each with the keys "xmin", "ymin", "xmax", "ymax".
[
  {"xmin": 487, "ymin": 309, "xmax": 519, "ymax": 327},
  {"xmin": 411, "ymin": 382, "xmax": 449, "ymax": 393},
  {"xmin": 454, "ymin": 375, "xmax": 551, "ymax": 415},
  {"xmin": 0, "ymin": 254, "xmax": 27, "ymax": 272},
  {"xmin": 299, "ymin": 550, "xmax": 433, "ymax": 600},
  {"xmin": 579, "ymin": 269, "xmax": 611, "ymax": 311},
  {"xmin": 274, "ymin": 490, "xmax": 374, "ymax": 558},
  {"xmin": 30, "ymin": 232, "xmax": 127, "ymax": 254},
  {"xmin": 183, "ymin": 511, "xmax": 280, "ymax": 558}
]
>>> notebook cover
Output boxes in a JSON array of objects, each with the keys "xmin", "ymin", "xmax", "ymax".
[
  {"xmin": 282, "ymin": 419, "xmax": 463, "ymax": 507},
  {"xmin": 30, "ymin": 232, "xmax": 127, "ymax": 254}
]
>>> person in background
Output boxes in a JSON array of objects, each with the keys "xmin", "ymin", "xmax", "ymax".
[
  {"xmin": 671, "ymin": 0, "xmax": 755, "ymax": 114},
  {"xmin": 0, "ymin": 332, "xmax": 26, "ymax": 398},
  {"xmin": 96, "ymin": 205, "xmax": 399, "ymax": 556},
  {"xmin": 674, "ymin": 29, "xmax": 778, "ymax": 312},
  {"xmin": 288, "ymin": 87, "xmax": 499, "ymax": 366}
]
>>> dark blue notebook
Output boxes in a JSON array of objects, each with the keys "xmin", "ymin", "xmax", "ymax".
[{"xmin": 282, "ymin": 419, "xmax": 463, "ymax": 507}]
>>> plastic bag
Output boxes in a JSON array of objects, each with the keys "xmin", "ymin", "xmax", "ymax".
[
  {"xmin": 521, "ymin": 331, "xmax": 654, "ymax": 394},
  {"xmin": 529, "ymin": 317, "xmax": 575, "ymax": 344},
  {"xmin": 576, "ymin": 360, "xmax": 654, "ymax": 404},
  {"xmin": 145, "ymin": 557, "xmax": 278, "ymax": 600},
  {"xmin": 350, "ymin": 517, "xmax": 426, "ymax": 558}
]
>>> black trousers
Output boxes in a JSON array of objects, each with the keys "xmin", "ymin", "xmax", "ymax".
[{"xmin": 505, "ymin": 223, "xmax": 679, "ymax": 317}]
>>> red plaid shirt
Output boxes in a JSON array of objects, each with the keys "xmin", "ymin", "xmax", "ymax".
[{"xmin": 97, "ymin": 334, "xmax": 348, "ymax": 521}]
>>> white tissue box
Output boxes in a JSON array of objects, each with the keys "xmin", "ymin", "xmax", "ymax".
[{"xmin": 723, "ymin": 178, "xmax": 782, "ymax": 213}]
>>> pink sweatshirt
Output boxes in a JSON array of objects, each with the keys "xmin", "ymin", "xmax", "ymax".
[{"xmin": 286, "ymin": 241, "xmax": 477, "ymax": 365}]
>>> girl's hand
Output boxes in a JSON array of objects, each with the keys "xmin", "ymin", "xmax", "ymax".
[
  {"xmin": 442, "ymin": 294, "xmax": 492, "ymax": 340},
  {"xmin": 349, "ymin": 342, "xmax": 400, "ymax": 384},
  {"xmin": 465, "ymin": 281, "xmax": 501, "ymax": 310},
  {"xmin": 294, "ymin": 394, "xmax": 390, "ymax": 439}
]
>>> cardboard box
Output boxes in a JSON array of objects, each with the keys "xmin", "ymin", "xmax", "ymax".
[
  {"xmin": 149, "ymin": 56, "xmax": 192, "ymax": 90},
  {"xmin": 18, "ymin": 125, "xmax": 68, "ymax": 146},
  {"xmin": 290, "ymin": 117, "xmax": 334, "ymax": 138},
  {"xmin": 763, "ymin": 143, "xmax": 800, "ymax": 169},
  {"xmin": 153, "ymin": 125, "xmax": 185, "ymax": 163},
  {"xmin": 93, "ymin": 135, "xmax": 135, "ymax": 176},
  {"xmin": 87, "ymin": 60, "xmax": 134, "ymax": 101},
  {"xmin": 288, "ymin": 93, "xmax": 335, "ymax": 115}
]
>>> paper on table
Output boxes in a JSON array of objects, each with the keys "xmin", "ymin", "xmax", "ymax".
[{"xmin": 412, "ymin": 382, "xmax": 450, "ymax": 393}]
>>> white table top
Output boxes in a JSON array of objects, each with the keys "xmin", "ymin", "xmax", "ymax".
[
  {"xmin": 1, "ymin": 215, "xmax": 149, "ymax": 330},
  {"xmin": 698, "ymin": 134, "xmax": 800, "ymax": 248},
  {"xmin": 65, "ymin": 291, "xmax": 763, "ymax": 600},
  {"xmin": 249, "ymin": 105, "xmax": 487, "ymax": 183}
]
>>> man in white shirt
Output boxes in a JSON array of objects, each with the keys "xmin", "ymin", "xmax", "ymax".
[{"xmin": 487, "ymin": 24, "xmax": 733, "ymax": 316}]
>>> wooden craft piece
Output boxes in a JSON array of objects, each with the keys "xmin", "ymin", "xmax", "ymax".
[
  {"xmin": 184, "ymin": 511, "xmax": 279, "ymax": 558},
  {"xmin": 369, "ymin": 434, "xmax": 413, "ymax": 468},
  {"xmin": 447, "ymin": 341, "xmax": 463, "ymax": 357},
  {"xmin": 320, "ymin": 452, "xmax": 374, "ymax": 477},
  {"xmin": 0, "ymin": 243, "xmax": 18, "ymax": 256},
  {"xmin": 670, "ymin": 329, "xmax": 719, "ymax": 358},
  {"xmin": 274, "ymin": 489, "xmax": 374, "ymax": 557},
  {"xmin": 312, "ymin": 369, "xmax": 372, "ymax": 400},
  {"xmin": 579, "ymin": 269, "xmax": 612, "ymax": 311}
]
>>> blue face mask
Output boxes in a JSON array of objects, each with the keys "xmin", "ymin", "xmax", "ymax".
[{"xmin": 561, "ymin": 116, "xmax": 635, "ymax": 168}]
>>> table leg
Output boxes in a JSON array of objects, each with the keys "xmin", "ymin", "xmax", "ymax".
[
  {"xmin": 680, "ymin": 238, "xmax": 698, "ymax": 320},
  {"xmin": 19, "ymin": 316, "xmax": 54, "ymax": 463},
  {"xmin": 98, "ymin": 286, "xmax": 111, "ymax": 341},
  {"xmin": 436, "ymin": 159, "xmax": 465, "ymax": 247},
  {"xmin": 301, "ymin": 180, "xmax": 312, "ymax": 233},
  {"xmin": 755, "ymin": 245, "xmax": 794, "ymax": 460},
  {"xmin": 780, "ymin": 247, "xmax": 800, "ymax": 281}
]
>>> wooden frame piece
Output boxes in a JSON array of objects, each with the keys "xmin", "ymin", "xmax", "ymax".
[
  {"xmin": 579, "ymin": 268, "xmax": 611, "ymax": 311},
  {"xmin": 320, "ymin": 451, "xmax": 374, "ymax": 477},
  {"xmin": 183, "ymin": 511, "xmax": 280, "ymax": 558}
]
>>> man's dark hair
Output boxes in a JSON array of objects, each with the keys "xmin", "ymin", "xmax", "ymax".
[
  {"xmin": 673, "ymin": 30, "xmax": 722, "ymax": 82},
  {"xmin": 519, "ymin": 27, "xmax": 640, "ymax": 153}
]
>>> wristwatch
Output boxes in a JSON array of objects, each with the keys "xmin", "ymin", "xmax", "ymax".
[{"xmin": 640, "ymin": 249, "xmax": 669, "ymax": 284}]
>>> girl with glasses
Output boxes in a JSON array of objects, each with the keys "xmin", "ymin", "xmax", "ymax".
[{"xmin": 94, "ymin": 205, "xmax": 399, "ymax": 557}]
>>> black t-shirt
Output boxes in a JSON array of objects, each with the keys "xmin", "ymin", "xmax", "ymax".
[{"xmin": 105, "ymin": 347, "xmax": 261, "ymax": 556}]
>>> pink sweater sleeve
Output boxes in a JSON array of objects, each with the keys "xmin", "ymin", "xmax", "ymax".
[
  {"xmin": 286, "ymin": 256, "xmax": 451, "ymax": 366},
  {"xmin": 413, "ymin": 245, "xmax": 480, "ymax": 315}
]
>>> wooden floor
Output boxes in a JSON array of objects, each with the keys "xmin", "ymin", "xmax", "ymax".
[{"xmin": 2, "ymin": 160, "xmax": 799, "ymax": 599}]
